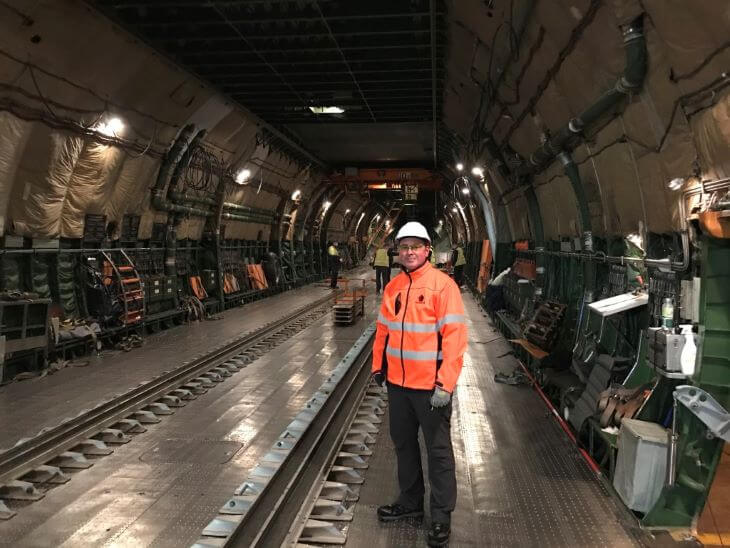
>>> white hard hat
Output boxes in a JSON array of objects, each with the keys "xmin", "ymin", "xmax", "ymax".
[{"xmin": 395, "ymin": 221, "xmax": 431, "ymax": 244}]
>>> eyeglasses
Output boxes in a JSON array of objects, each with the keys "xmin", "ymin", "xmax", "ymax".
[{"xmin": 398, "ymin": 243, "xmax": 426, "ymax": 252}]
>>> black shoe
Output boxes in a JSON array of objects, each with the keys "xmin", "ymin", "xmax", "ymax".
[
  {"xmin": 377, "ymin": 503, "xmax": 423, "ymax": 522},
  {"xmin": 427, "ymin": 522, "xmax": 450, "ymax": 547}
]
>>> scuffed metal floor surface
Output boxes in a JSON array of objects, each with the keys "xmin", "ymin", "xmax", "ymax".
[
  {"xmin": 346, "ymin": 292, "xmax": 652, "ymax": 547},
  {"xmin": 0, "ymin": 270, "xmax": 379, "ymax": 547}
]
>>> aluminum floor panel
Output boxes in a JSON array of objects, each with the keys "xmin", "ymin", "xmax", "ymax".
[
  {"xmin": 346, "ymin": 292, "xmax": 654, "ymax": 547},
  {"xmin": 0, "ymin": 282, "xmax": 340, "ymax": 451},
  {"xmin": 0, "ymin": 269, "xmax": 380, "ymax": 547}
]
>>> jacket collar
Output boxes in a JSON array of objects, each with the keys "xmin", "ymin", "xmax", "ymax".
[{"xmin": 404, "ymin": 260, "xmax": 432, "ymax": 281}]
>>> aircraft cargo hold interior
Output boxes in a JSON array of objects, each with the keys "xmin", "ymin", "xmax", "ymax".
[{"xmin": 1, "ymin": 1, "xmax": 730, "ymax": 546}]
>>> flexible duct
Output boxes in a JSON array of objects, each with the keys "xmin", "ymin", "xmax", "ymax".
[
  {"xmin": 559, "ymin": 152, "xmax": 596, "ymax": 301},
  {"xmin": 167, "ymin": 129, "xmax": 207, "ymax": 205},
  {"xmin": 519, "ymin": 16, "xmax": 646, "ymax": 174},
  {"xmin": 468, "ymin": 178, "xmax": 498, "ymax": 280},
  {"xmin": 151, "ymin": 125, "xmax": 211, "ymax": 218}
]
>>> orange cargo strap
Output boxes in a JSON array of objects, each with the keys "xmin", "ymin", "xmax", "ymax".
[{"xmin": 190, "ymin": 276, "xmax": 208, "ymax": 300}]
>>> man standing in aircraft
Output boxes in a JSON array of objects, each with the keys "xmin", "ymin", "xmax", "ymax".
[
  {"xmin": 451, "ymin": 243, "xmax": 467, "ymax": 287},
  {"xmin": 372, "ymin": 240, "xmax": 393, "ymax": 295},
  {"xmin": 327, "ymin": 241, "xmax": 340, "ymax": 289},
  {"xmin": 371, "ymin": 221, "xmax": 467, "ymax": 547}
]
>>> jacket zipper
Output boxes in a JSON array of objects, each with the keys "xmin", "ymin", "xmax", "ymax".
[{"xmin": 400, "ymin": 271, "xmax": 412, "ymax": 386}]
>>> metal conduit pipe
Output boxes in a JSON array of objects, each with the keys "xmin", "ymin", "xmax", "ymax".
[
  {"xmin": 222, "ymin": 201, "xmax": 278, "ymax": 219},
  {"xmin": 169, "ymin": 192, "xmax": 218, "ymax": 208},
  {"xmin": 169, "ymin": 192, "xmax": 277, "ymax": 220},
  {"xmin": 516, "ymin": 229, "xmax": 690, "ymax": 273},
  {"xmin": 519, "ymin": 16, "xmax": 646, "ymax": 174},
  {"xmin": 221, "ymin": 212, "xmax": 275, "ymax": 224}
]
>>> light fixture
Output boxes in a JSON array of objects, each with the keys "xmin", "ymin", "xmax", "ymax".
[
  {"xmin": 309, "ymin": 106, "xmax": 345, "ymax": 114},
  {"xmin": 668, "ymin": 177, "xmax": 685, "ymax": 191},
  {"xmin": 95, "ymin": 116, "xmax": 124, "ymax": 137},
  {"xmin": 235, "ymin": 168, "xmax": 251, "ymax": 184},
  {"xmin": 461, "ymin": 187, "xmax": 470, "ymax": 195},
  {"xmin": 456, "ymin": 162, "xmax": 464, "ymax": 171},
  {"xmin": 291, "ymin": 189, "xmax": 302, "ymax": 200},
  {"xmin": 451, "ymin": 207, "xmax": 458, "ymax": 213},
  {"xmin": 345, "ymin": 208, "xmax": 351, "ymax": 214},
  {"xmin": 471, "ymin": 166, "xmax": 484, "ymax": 178}
]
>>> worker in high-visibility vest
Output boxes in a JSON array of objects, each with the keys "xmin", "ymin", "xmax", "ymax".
[
  {"xmin": 372, "ymin": 243, "xmax": 393, "ymax": 295},
  {"xmin": 451, "ymin": 244, "xmax": 466, "ymax": 287},
  {"xmin": 327, "ymin": 241, "xmax": 340, "ymax": 289},
  {"xmin": 371, "ymin": 222, "xmax": 467, "ymax": 547}
]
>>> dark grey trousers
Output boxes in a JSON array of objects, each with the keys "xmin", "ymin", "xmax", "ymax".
[
  {"xmin": 387, "ymin": 383, "xmax": 456, "ymax": 524},
  {"xmin": 375, "ymin": 266, "xmax": 390, "ymax": 292}
]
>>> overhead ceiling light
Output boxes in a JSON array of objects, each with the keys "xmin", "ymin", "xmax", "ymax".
[
  {"xmin": 461, "ymin": 187, "xmax": 470, "ymax": 195},
  {"xmin": 291, "ymin": 189, "xmax": 301, "ymax": 200},
  {"xmin": 95, "ymin": 116, "xmax": 124, "ymax": 137},
  {"xmin": 309, "ymin": 106, "xmax": 345, "ymax": 114},
  {"xmin": 668, "ymin": 177, "xmax": 685, "ymax": 191},
  {"xmin": 456, "ymin": 162, "xmax": 464, "ymax": 171},
  {"xmin": 471, "ymin": 166, "xmax": 484, "ymax": 177},
  {"xmin": 235, "ymin": 168, "xmax": 251, "ymax": 184}
]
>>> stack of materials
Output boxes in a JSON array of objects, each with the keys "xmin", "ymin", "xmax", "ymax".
[{"xmin": 524, "ymin": 301, "xmax": 566, "ymax": 351}]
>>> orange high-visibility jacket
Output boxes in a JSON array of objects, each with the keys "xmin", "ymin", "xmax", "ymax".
[{"xmin": 372, "ymin": 261, "xmax": 467, "ymax": 393}]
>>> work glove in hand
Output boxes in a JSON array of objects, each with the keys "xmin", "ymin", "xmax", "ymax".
[
  {"xmin": 372, "ymin": 371, "xmax": 385, "ymax": 387},
  {"xmin": 430, "ymin": 386, "xmax": 451, "ymax": 408}
]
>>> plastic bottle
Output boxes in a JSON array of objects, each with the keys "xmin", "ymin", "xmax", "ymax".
[
  {"xmin": 679, "ymin": 324, "xmax": 697, "ymax": 376},
  {"xmin": 661, "ymin": 297, "xmax": 674, "ymax": 329}
]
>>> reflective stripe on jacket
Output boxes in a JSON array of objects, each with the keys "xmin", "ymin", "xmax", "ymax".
[
  {"xmin": 454, "ymin": 247, "xmax": 466, "ymax": 267},
  {"xmin": 373, "ymin": 248, "xmax": 390, "ymax": 267},
  {"xmin": 371, "ymin": 262, "xmax": 467, "ymax": 393}
]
